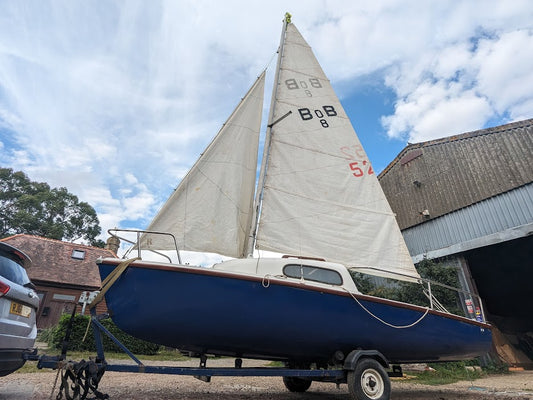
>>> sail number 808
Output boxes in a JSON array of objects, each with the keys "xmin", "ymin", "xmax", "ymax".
[
  {"xmin": 298, "ymin": 106, "xmax": 337, "ymax": 128},
  {"xmin": 285, "ymin": 78, "xmax": 322, "ymax": 97}
]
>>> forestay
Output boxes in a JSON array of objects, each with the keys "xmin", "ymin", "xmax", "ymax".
[
  {"xmin": 255, "ymin": 23, "xmax": 419, "ymax": 280},
  {"xmin": 145, "ymin": 72, "xmax": 265, "ymax": 258}
]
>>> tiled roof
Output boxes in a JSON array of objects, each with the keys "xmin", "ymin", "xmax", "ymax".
[{"xmin": 0, "ymin": 234, "xmax": 116, "ymax": 289}]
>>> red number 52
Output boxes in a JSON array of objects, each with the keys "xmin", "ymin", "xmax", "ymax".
[{"xmin": 349, "ymin": 161, "xmax": 373, "ymax": 177}]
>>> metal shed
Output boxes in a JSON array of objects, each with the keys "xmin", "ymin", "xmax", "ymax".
[{"xmin": 379, "ymin": 118, "xmax": 533, "ymax": 367}]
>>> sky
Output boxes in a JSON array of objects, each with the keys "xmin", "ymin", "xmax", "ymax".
[{"xmin": 1, "ymin": 1, "xmax": 532, "ymax": 249}]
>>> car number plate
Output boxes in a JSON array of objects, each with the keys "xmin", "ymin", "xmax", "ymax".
[{"xmin": 9, "ymin": 301, "xmax": 32, "ymax": 318}]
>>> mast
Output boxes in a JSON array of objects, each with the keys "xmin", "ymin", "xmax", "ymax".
[{"xmin": 244, "ymin": 13, "xmax": 290, "ymax": 257}]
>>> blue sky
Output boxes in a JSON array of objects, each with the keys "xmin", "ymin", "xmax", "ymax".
[{"xmin": 1, "ymin": 1, "xmax": 532, "ymax": 244}]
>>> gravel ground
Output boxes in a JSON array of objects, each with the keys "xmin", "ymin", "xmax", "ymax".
[{"xmin": 1, "ymin": 358, "xmax": 531, "ymax": 400}]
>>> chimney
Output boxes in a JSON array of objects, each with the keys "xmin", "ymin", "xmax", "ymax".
[{"xmin": 105, "ymin": 236, "xmax": 120, "ymax": 255}]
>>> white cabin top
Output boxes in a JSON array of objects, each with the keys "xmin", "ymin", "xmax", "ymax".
[{"xmin": 212, "ymin": 257, "xmax": 360, "ymax": 294}]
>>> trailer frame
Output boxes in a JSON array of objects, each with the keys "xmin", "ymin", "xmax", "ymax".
[{"xmin": 25, "ymin": 307, "xmax": 398, "ymax": 400}]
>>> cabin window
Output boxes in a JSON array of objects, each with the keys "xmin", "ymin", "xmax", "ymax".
[
  {"xmin": 283, "ymin": 264, "xmax": 342, "ymax": 285},
  {"xmin": 71, "ymin": 249, "xmax": 86, "ymax": 260}
]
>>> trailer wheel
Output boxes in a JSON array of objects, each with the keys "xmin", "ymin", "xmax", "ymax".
[
  {"xmin": 347, "ymin": 358, "xmax": 390, "ymax": 400},
  {"xmin": 282, "ymin": 376, "xmax": 312, "ymax": 392}
]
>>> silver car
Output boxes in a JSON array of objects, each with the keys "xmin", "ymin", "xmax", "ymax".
[{"xmin": 0, "ymin": 242, "xmax": 39, "ymax": 376}]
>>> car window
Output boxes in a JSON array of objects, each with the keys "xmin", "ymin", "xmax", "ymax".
[
  {"xmin": 0, "ymin": 253, "xmax": 31, "ymax": 286},
  {"xmin": 283, "ymin": 264, "xmax": 343, "ymax": 285}
]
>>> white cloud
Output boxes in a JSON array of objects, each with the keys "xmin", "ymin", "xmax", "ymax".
[
  {"xmin": 474, "ymin": 30, "xmax": 533, "ymax": 114},
  {"xmin": 381, "ymin": 26, "xmax": 533, "ymax": 142},
  {"xmin": 382, "ymin": 80, "xmax": 493, "ymax": 142},
  {"xmin": 509, "ymin": 98, "xmax": 533, "ymax": 122},
  {"xmin": 0, "ymin": 0, "xmax": 532, "ymax": 249}
]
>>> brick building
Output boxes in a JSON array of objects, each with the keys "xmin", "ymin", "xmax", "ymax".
[{"xmin": 0, "ymin": 234, "xmax": 115, "ymax": 328}]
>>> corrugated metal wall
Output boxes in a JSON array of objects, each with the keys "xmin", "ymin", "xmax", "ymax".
[
  {"xmin": 379, "ymin": 119, "xmax": 533, "ymax": 230},
  {"xmin": 402, "ymin": 183, "xmax": 533, "ymax": 258}
]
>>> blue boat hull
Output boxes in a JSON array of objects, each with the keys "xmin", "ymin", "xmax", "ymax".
[{"xmin": 97, "ymin": 260, "xmax": 492, "ymax": 364}]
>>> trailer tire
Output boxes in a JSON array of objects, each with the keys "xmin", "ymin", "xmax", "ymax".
[
  {"xmin": 282, "ymin": 376, "xmax": 312, "ymax": 392},
  {"xmin": 347, "ymin": 358, "xmax": 390, "ymax": 400}
]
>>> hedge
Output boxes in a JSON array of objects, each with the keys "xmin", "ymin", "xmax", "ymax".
[{"xmin": 46, "ymin": 314, "xmax": 160, "ymax": 355}]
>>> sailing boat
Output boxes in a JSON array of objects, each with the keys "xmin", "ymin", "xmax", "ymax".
[{"xmin": 97, "ymin": 15, "xmax": 491, "ymax": 371}]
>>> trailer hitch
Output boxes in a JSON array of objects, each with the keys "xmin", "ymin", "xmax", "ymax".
[{"xmin": 55, "ymin": 359, "xmax": 108, "ymax": 400}]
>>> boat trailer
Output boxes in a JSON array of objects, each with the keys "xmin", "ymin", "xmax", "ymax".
[{"xmin": 25, "ymin": 306, "xmax": 402, "ymax": 400}]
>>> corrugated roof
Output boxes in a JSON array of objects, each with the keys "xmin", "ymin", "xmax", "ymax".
[
  {"xmin": 0, "ymin": 234, "xmax": 115, "ymax": 289},
  {"xmin": 378, "ymin": 118, "xmax": 533, "ymax": 230},
  {"xmin": 402, "ymin": 183, "xmax": 533, "ymax": 259}
]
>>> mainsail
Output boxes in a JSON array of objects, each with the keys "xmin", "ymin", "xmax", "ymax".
[
  {"xmin": 145, "ymin": 18, "xmax": 419, "ymax": 280},
  {"xmin": 146, "ymin": 71, "xmax": 265, "ymax": 258},
  {"xmin": 254, "ymin": 22, "xmax": 418, "ymax": 279}
]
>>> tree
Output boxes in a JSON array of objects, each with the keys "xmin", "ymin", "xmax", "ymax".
[{"xmin": 0, "ymin": 167, "xmax": 104, "ymax": 247}]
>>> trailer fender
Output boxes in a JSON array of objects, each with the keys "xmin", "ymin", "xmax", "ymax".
[{"xmin": 343, "ymin": 350, "xmax": 389, "ymax": 371}]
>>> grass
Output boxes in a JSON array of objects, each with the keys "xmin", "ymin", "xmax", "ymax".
[
  {"xmin": 407, "ymin": 364, "xmax": 482, "ymax": 385},
  {"xmin": 15, "ymin": 348, "xmax": 190, "ymax": 374},
  {"xmin": 268, "ymin": 360, "xmax": 509, "ymax": 386},
  {"xmin": 405, "ymin": 361, "xmax": 508, "ymax": 385}
]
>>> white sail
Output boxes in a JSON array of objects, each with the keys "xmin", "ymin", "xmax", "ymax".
[
  {"xmin": 255, "ymin": 23, "xmax": 419, "ymax": 279},
  {"xmin": 145, "ymin": 72, "xmax": 265, "ymax": 258}
]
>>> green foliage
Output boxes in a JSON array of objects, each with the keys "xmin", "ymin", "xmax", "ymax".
[
  {"xmin": 0, "ymin": 167, "xmax": 103, "ymax": 246},
  {"xmin": 481, "ymin": 359, "xmax": 509, "ymax": 374},
  {"xmin": 349, "ymin": 271, "xmax": 373, "ymax": 293},
  {"xmin": 412, "ymin": 361, "xmax": 485, "ymax": 385},
  {"xmin": 396, "ymin": 259, "xmax": 462, "ymax": 314},
  {"xmin": 38, "ymin": 326, "xmax": 56, "ymax": 344},
  {"xmin": 352, "ymin": 272, "xmax": 402, "ymax": 300},
  {"xmin": 350, "ymin": 258, "xmax": 463, "ymax": 315},
  {"xmin": 47, "ymin": 314, "xmax": 160, "ymax": 355}
]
